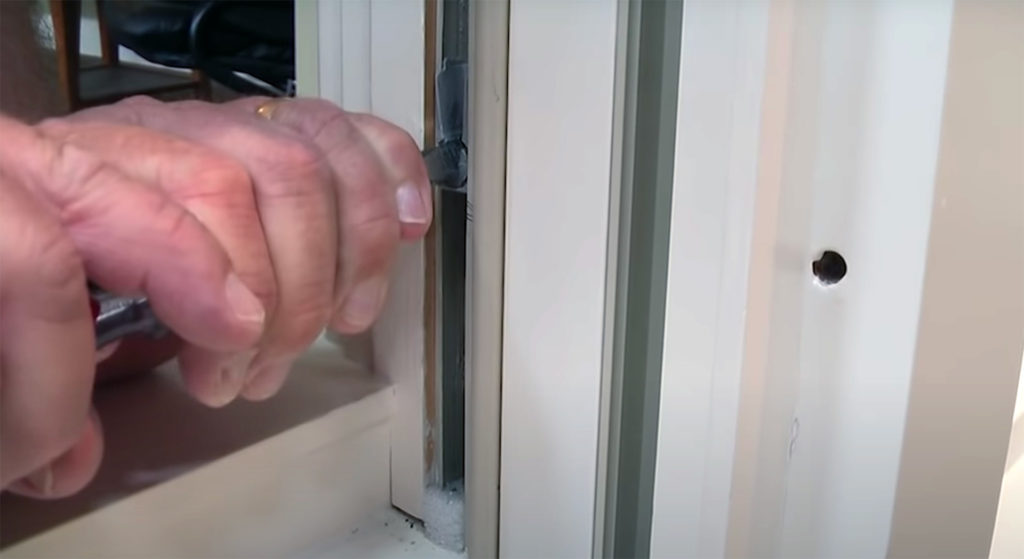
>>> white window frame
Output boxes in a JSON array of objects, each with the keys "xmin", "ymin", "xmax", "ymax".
[
  {"xmin": 299, "ymin": 0, "xmax": 428, "ymax": 521},
  {"xmin": 498, "ymin": 0, "xmax": 622, "ymax": 556}
]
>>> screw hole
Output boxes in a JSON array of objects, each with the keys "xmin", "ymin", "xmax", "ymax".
[{"xmin": 812, "ymin": 250, "xmax": 847, "ymax": 285}]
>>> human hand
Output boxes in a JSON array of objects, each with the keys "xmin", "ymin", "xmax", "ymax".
[
  {"xmin": 40, "ymin": 96, "xmax": 432, "ymax": 405},
  {"xmin": 0, "ymin": 115, "xmax": 265, "ymax": 496}
]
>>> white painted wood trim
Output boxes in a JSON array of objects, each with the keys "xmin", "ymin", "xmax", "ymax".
[
  {"xmin": 992, "ymin": 358, "xmax": 1024, "ymax": 559},
  {"xmin": 648, "ymin": 1, "xmax": 772, "ymax": 557},
  {"xmin": 304, "ymin": 0, "xmax": 427, "ymax": 520},
  {"xmin": 500, "ymin": 1, "xmax": 620, "ymax": 556},
  {"xmin": 775, "ymin": 3, "xmax": 953, "ymax": 556},
  {"xmin": 651, "ymin": 1, "xmax": 1022, "ymax": 558},
  {"xmin": 4, "ymin": 341, "xmax": 394, "ymax": 559},
  {"xmin": 465, "ymin": 1, "xmax": 509, "ymax": 557},
  {"xmin": 661, "ymin": 0, "xmax": 956, "ymax": 555},
  {"xmin": 366, "ymin": 1, "xmax": 427, "ymax": 521}
]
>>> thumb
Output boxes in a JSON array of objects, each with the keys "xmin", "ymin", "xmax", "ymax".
[{"xmin": 0, "ymin": 115, "xmax": 264, "ymax": 351}]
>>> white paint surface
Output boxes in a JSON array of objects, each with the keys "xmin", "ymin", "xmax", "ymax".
[
  {"xmin": 992, "ymin": 357, "xmax": 1024, "ymax": 559},
  {"xmin": 311, "ymin": 0, "xmax": 428, "ymax": 520},
  {"xmin": 776, "ymin": 3, "xmax": 953, "ymax": 557},
  {"xmin": 365, "ymin": 0, "xmax": 427, "ymax": 520},
  {"xmin": 649, "ymin": 1, "xmax": 771, "ymax": 557},
  {"xmin": 652, "ymin": 1, "xmax": 1022, "ymax": 558},
  {"xmin": 316, "ymin": 0, "xmax": 372, "ymax": 112},
  {"xmin": 500, "ymin": 0, "xmax": 620, "ymax": 556}
]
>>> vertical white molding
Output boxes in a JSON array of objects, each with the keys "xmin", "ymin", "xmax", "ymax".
[
  {"xmin": 366, "ymin": 0, "xmax": 427, "ymax": 520},
  {"xmin": 648, "ymin": 1, "xmax": 772, "ymax": 557},
  {"xmin": 776, "ymin": 2, "xmax": 954, "ymax": 556},
  {"xmin": 312, "ymin": 0, "xmax": 427, "ymax": 520},
  {"xmin": 500, "ymin": 0, "xmax": 620, "ymax": 556},
  {"xmin": 645, "ymin": 1, "xmax": 1019, "ymax": 558}
]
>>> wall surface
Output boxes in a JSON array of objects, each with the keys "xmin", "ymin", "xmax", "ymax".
[{"xmin": 888, "ymin": 1, "xmax": 1024, "ymax": 556}]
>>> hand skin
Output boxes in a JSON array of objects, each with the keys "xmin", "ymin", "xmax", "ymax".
[
  {"xmin": 0, "ymin": 97, "xmax": 432, "ymax": 498},
  {"xmin": 0, "ymin": 114, "xmax": 266, "ymax": 497}
]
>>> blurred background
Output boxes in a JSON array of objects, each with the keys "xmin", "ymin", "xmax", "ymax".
[{"xmin": 33, "ymin": 0, "xmax": 295, "ymax": 112}]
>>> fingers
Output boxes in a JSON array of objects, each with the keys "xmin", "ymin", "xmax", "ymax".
[
  {"xmin": 347, "ymin": 112, "xmax": 433, "ymax": 239},
  {"xmin": 228, "ymin": 98, "xmax": 431, "ymax": 335},
  {"xmin": 74, "ymin": 100, "xmax": 339, "ymax": 401},
  {"xmin": 242, "ymin": 99, "xmax": 400, "ymax": 334},
  {"xmin": 6, "ymin": 410, "xmax": 104, "ymax": 499},
  {"xmin": 61, "ymin": 97, "xmax": 430, "ymax": 403},
  {"xmin": 0, "ymin": 116, "xmax": 264, "ymax": 354},
  {"xmin": 38, "ymin": 119, "xmax": 278, "ymax": 406},
  {"xmin": 0, "ymin": 173, "xmax": 96, "ymax": 488}
]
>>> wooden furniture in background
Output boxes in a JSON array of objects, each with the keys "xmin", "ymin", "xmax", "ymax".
[{"xmin": 49, "ymin": 0, "xmax": 210, "ymax": 113}]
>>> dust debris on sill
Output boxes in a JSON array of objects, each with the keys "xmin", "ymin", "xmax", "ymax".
[{"xmin": 297, "ymin": 507, "xmax": 462, "ymax": 559}]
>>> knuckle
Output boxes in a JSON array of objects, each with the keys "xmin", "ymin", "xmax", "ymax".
[
  {"xmin": 377, "ymin": 125, "xmax": 420, "ymax": 165},
  {"xmin": 0, "ymin": 186, "xmax": 85, "ymax": 324},
  {"xmin": 35, "ymin": 117, "xmax": 71, "ymax": 137},
  {"xmin": 316, "ymin": 112, "xmax": 362, "ymax": 152},
  {"xmin": 272, "ymin": 137, "xmax": 323, "ymax": 173},
  {"xmin": 186, "ymin": 155, "xmax": 253, "ymax": 201},
  {"xmin": 261, "ymin": 139, "xmax": 331, "ymax": 200},
  {"xmin": 19, "ymin": 224, "xmax": 87, "ymax": 320},
  {"xmin": 170, "ymin": 99, "xmax": 212, "ymax": 112},
  {"xmin": 47, "ymin": 140, "xmax": 106, "ymax": 204},
  {"xmin": 352, "ymin": 114, "xmax": 422, "ymax": 168},
  {"xmin": 300, "ymin": 98, "xmax": 341, "ymax": 115},
  {"xmin": 33, "ymin": 227, "xmax": 85, "ymax": 299},
  {"xmin": 269, "ymin": 303, "xmax": 330, "ymax": 353},
  {"xmin": 347, "ymin": 212, "xmax": 400, "ymax": 272},
  {"xmin": 118, "ymin": 95, "xmax": 157, "ymax": 107},
  {"xmin": 149, "ymin": 193, "xmax": 199, "ymax": 244}
]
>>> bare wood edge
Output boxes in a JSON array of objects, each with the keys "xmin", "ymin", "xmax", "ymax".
[{"xmin": 422, "ymin": 0, "xmax": 440, "ymax": 486}]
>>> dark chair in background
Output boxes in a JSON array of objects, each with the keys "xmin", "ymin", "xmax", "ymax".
[{"xmin": 50, "ymin": 0, "xmax": 294, "ymax": 112}]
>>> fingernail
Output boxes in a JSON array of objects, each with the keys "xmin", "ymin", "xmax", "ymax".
[
  {"xmin": 339, "ymin": 278, "xmax": 387, "ymax": 330},
  {"xmin": 210, "ymin": 350, "xmax": 257, "ymax": 407},
  {"xmin": 225, "ymin": 273, "xmax": 265, "ymax": 325},
  {"xmin": 396, "ymin": 182, "xmax": 429, "ymax": 224},
  {"xmin": 243, "ymin": 360, "xmax": 290, "ymax": 401},
  {"xmin": 25, "ymin": 466, "xmax": 54, "ymax": 497},
  {"xmin": 95, "ymin": 340, "xmax": 122, "ymax": 363}
]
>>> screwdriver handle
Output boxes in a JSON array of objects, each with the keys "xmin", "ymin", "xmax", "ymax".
[{"xmin": 89, "ymin": 286, "xmax": 168, "ymax": 349}]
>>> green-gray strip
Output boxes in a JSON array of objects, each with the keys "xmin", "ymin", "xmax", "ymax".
[{"xmin": 603, "ymin": 1, "xmax": 683, "ymax": 557}]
